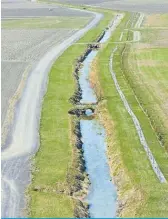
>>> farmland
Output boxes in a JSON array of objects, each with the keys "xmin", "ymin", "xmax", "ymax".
[
  {"xmin": 1, "ymin": 0, "xmax": 168, "ymax": 218},
  {"xmin": 54, "ymin": 0, "xmax": 168, "ymax": 13},
  {"xmin": 127, "ymin": 13, "xmax": 168, "ymax": 151},
  {"xmin": 29, "ymin": 7, "xmax": 168, "ymax": 217}
]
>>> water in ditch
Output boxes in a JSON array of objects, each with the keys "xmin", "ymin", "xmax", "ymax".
[
  {"xmin": 79, "ymin": 50, "xmax": 98, "ymax": 104},
  {"xmin": 79, "ymin": 46, "xmax": 108, "ymax": 105},
  {"xmin": 79, "ymin": 15, "xmax": 122, "ymax": 105},
  {"xmin": 78, "ymin": 17, "xmax": 120, "ymax": 217},
  {"xmin": 80, "ymin": 119, "xmax": 117, "ymax": 218}
]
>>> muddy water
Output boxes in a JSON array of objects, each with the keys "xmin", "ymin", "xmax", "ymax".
[
  {"xmin": 80, "ymin": 120, "xmax": 117, "ymax": 218},
  {"xmin": 78, "ymin": 15, "xmax": 123, "ymax": 218}
]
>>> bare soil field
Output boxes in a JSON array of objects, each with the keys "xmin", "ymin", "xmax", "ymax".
[
  {"xmin": 54, "ymin": 0, "xmax": 168, "ymax": 13},
  {"xmin": 2, "ymin": 17, "xmax": 91, "ymax": 28},
  {"xmin": 2, "ymin": 7, "xmax": 91, "ymax": 18},
  {"xmin": 2, "ymin": 0, "xmax": 91, "ymax": 18},
  {"xmin": 1, "ymin": 28, "xmax": 76, "ymax": 125}
]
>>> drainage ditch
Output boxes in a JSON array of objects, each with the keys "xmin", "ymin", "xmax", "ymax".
[{"xmin": 68, "ymin": 14, "xmax": 123, "ymax": 218}]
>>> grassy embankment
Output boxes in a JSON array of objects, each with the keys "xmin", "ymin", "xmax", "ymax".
[
  {"xmin": 29, "ymin": 8, "xmax": 116, "ymax": 217},
  {"xmin": 91, "ymin": 13, "xmax": 168, "ymax": 217}
]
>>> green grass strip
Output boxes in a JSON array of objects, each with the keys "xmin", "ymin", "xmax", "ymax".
[{"xmin": 29, "ymin": 9, "xmax": 115, "ymax": 217}]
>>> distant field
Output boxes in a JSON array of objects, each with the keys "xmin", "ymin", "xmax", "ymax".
[
  {"xmin": 144, "ymin": 14, "xmax": 168, "ymax": 27},
  {"xmin": 127, "ymin": 14, "xmax": 168, "ymax": 150},
  {"xmin": 2, "ymin": 16, "xmax": 92, "ymax": 29},
  {"xmin": 51, "ymin": 0, "xmax": 168, "ymax": 13},
  {"xmin": 30, "ymin": 7, "xmax": 168, "ymax": 217},
  {"xmin": 1, "ymin": 28, "xmax": 76, "ymax": 128}
]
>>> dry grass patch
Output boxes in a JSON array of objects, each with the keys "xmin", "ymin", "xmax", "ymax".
[
  {"xmin": 89, "ymin": 58, "xmax": 103, "ymax": 101},
  {"xmin": 91, "ymin": 54, "xmax": 145, "ymax": 217},
  {"xmin": 96, "ymin": 101, "xmax": 144, "ymax": 217},
  {"xmin": 144, "ymin": 14, "xmax": 168, "ymax": 27}
]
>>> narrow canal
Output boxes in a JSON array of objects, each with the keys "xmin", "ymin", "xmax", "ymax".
[
  {"xmin": 77, "ymin": 14, "xmax": 123, "ymax": 217},
  {"xmin": 80, "ymin": 119, "xmax": 117, "ymax": 218}
]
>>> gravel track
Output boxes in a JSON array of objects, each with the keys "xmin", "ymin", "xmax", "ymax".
[{"xmin": 1, "ymin": 6, "xmax": 103, "ymax": 217}]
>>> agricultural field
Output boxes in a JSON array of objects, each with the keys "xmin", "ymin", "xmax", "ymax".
[
  {"xmin": 127, "ymin": 13, "xmax": 168, "ymax": 150},
  {"xmin": 1, "ymin": 28, "xmax": 77, "ymax": 122},
  {"xmin": 53, "ymin": 0, "xmax": 168, "ymax": 13},
  {"xmin": 2, "ymin": 17, "xmax": 91, "ymax": 29},
  {"xmin": 29, "ymin": 7, "xmax": 168, "ymax": 217},
  {"xmin": 2, "ymin": 0, "xmax": 168, "ymax": 218}
]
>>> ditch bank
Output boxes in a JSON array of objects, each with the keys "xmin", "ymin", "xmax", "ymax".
[{"xmin": 69, "ymin": 14, "xmax": 123, "ymax": 217}]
